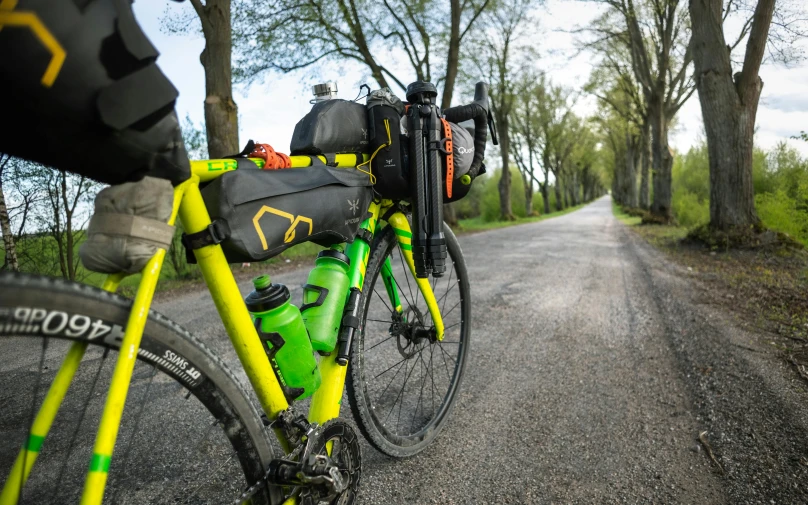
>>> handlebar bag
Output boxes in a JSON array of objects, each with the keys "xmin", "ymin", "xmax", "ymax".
[
  {"xmin": 0, "ymin": 0, "xmax": 189, "ymax": 185},
  {"xmin": 290, "ymin": 100, "xmax": 370, "ymax": 155},
  {"xmin": 442, "ymin": 121, "xmax": 478, "ymax": 203},
  {"xmin": 201, "ymin": 167, "xmax": 373, "ymax": 263}
]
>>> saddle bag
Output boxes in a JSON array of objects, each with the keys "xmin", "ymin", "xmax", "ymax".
[
  {"xmin": 290, "ymin": 100, "xmax": 370, "ymax": 155},
  {"xmin": 366, "ymin": 89, "xmax": 409, "ymax": 199},
  {"xmin": 200, "ymin": 167, "xmax": 373, "ymax": 263}
]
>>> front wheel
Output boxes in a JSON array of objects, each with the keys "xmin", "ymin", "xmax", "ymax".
[
  {"xmin": 347, "ymin": 222, "xmax": 470, "ymax": 458},
  {"xmin": 0, "ymin": 273, "xmax": 282, "ymax": 504}
]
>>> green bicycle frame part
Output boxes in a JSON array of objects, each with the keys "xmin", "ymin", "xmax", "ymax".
[{"xmin": 1, "ymin": 157, "xmax": 445, "ymax": 505}]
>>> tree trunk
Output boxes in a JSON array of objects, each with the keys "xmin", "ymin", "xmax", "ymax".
[
  {"xmin": 195, "ymin": 0, "xmax": 239, "ymax": 158},
  {"xmin": 441, "ymin": 0, "xmax": 462, "ymax": 109},
  {"xmin": 554, "ymin": 174, "xmax": 563, "ymax": 211},
  {"xmin": 497, "ymin": 114, "xmax": 514, "ymax": 220},
  {"xmin": 649, "ymin": 109, "xmax": 673, "ymax": 221},
  {"xmin": 624, "ymin": 134, "xmax": 638, "ymax": 208},
  {"xmin": 690, "ymin": 0, "xmax": 768, "ymax": 231},
  {"xmin": 639, "ymin": 120, "xmax": 651, "ymax": 209},
  {"xmin": 443, "ymin": 204, "xmax": 457, "ymax": 226},
  {"xmin": 563, "ymin": 179, "xmax": 570, "ymax": 208},
  {"xmin": 0, "ymin": 178, "xmax": 19, "ymax": 271},
  {"xmin": 524, "ymin": 173, "xmax": 533, "ymax": 216},
  {"xmin": 542, "ymin": 170, "xmax": 550, "ymax": 215}
]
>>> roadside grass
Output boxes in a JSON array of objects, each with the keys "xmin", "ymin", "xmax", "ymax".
[
  {"xmin": 612, "ymin": 201, "xmax": 808, "ymax": 368},
  {"xmin": 611, "ymin": 200, "xmax": 689, "ymax": 247},
  {"xmin": 4, "ymin": 201, "xmax": 592, "ymax": 298},
  {"xmin": 458, "ymin": 203, "xmax": 587, "ymax": 233},
  {"xmin": 3, "ymin": 235, "xmax": 325, "ymax": 298}
]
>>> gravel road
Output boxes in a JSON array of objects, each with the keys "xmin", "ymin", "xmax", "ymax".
[
  {"xmin": 3, "ymin": 195, "xmax": 807, "ymax": 504},
  {"xmin": 154, "ymin": 195, "xmax": 808, "ymax": 504}
]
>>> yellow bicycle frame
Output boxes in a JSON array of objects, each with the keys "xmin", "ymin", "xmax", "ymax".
[{"xmin": 1, "ymin": 155, "xmax": 445, "ymax": 505}]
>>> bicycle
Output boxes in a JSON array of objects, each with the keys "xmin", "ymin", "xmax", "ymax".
[{"xmin": 0, "ymin": 82, "xmax": 492, "ymax": 503}]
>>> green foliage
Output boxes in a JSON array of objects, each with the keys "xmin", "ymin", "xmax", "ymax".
[
  {"xmin": 671, "ymin": 144, "xmax": 710, "ymax": 227},
  {"xmin": 672, "ymin": 141, "xmax": 808, "ymax": 245},
  {"xmin": 182, "ymin": 114, "xmax": 209, "ymax": 160},
  {"xmin": 756, "ymin": 190, "xmax": 808, "ymax": 245},
  {"xmin": 479, "ymin": 168, "xmax": 535, "ymax": 222}
]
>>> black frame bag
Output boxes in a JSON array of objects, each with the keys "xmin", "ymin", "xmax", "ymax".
[
  {"xmin": 201, "ymin": 167, "xmax": 373, "ymax": 263},
  {"xmin": 366, "ymin": 88, "xmax": 409, "ymax": 199}
]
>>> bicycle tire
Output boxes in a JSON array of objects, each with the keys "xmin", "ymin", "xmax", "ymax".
[
  {"xmin": 346, "ymin": 222, "xmax": 470, "ymax": 458},
  {"xmin": 0, "ymin": 273, "xmax": 283, "ymax": 504}
]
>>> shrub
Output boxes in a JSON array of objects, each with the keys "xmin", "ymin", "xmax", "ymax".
[
  {"xmin": 756, "ymin": 190, "xmax": 808, "ymax": 246},
  {"xmin": 672, "ymin": 191, "xmax": 710, "ymax": 228}
]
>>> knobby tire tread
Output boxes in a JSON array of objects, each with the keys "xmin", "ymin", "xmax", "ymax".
[{"xmin": 0, "ymin": 272, "xmax": 281, "ymax": 505}]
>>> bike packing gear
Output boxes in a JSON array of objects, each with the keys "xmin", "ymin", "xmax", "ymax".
[
  {"xmin": 366, "ymin": 88, "xmax": 409, "ymax": 199},
  {"xmin": 0, "ymin": 0, "xmax": 190, "ymax": 185},
  {"xmin": 336, "ymin": 288, "xmax": 362, "ymax": 365},
  {"xmin": 200, "ymin": 166, "xmax": 373, "ymax": 263},
  {"xmin": 246, "ymin": 275, "xmax": 321, "ymax": 401},
  {"xmin": 290, "ymin": 99, "xmax": 370, "ymax": 155},
  {"xmin": 302, "ymin": 249, "xmax": 351, "ymax": 354},
  {"xmin": 406, "ymin": 81, "xmax": 447, "ymax": 278},
  {"xmin": 249, "ymin": 143, "xmax": 292, "ymax": 169},
  {"xmin": 312, "ymin": 82, "xmax": 339, "ymax": 102},
  {"xmin": 80, "ymin": 177, "xmax": 175, "ymax": 274}
]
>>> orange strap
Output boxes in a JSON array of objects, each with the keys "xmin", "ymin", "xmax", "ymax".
[
  {"xmin": 249, "ymin": 143, "xmax": 291, "ymax": 170},
  {"xmin": 440, "ymin": 118, "xmax": 454, "ymax": 198}
]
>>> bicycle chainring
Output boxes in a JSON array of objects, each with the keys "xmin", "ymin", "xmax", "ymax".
[{"xmin": 300, "ymin": 419, "xmax": 362, "ymax": 505}]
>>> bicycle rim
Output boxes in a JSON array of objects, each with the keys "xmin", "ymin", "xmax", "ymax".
[
  {"xmin": 347, "ymin": 223, "xmax": 470, "ymax": 458},
  {"xmin": 0, "ymin": 273, "xmax": 279, "ymax": 504}
]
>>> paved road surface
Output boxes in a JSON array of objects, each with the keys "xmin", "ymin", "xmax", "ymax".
[
  {"xmin": 155, "ymin": 195, "xmax": 808, "ymax": 504},
  {"xmin": 3, "ymin": 195, "xmax": 807, "ymax": 504}
]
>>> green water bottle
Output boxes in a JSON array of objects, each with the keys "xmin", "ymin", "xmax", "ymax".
[
  {"xmin": 301, "ymin": 249, "xmax": 350, "ymax": 353},
  {"xmin": 246, "ymin": 275, "xmax": 321, "ymax": 401}
]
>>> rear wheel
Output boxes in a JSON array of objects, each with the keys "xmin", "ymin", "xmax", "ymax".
[
  {"xmin": 347, "ymin": 223, "xmax": 470, "ymax": 458},
  {"xmin": 0, "ymin": 273, "xmax": 282, "ymax": 504}
]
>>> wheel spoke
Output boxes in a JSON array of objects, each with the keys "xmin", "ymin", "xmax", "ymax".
[
  {"xmin": 348, "ymin": 227, "xmax": 468, "ymax": 457},
  {"xmin": 368, "ymin": 334, "xmax": 395, "ymax": 351},
  {"xmin": 372, "ymin": 287, "xmax": 394, "ymax": 315}
]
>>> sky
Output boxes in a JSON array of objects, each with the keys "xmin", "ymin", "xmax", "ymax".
[{"xmin": 132, "ymin": 0, "xmax": 808, "ymax": 160}]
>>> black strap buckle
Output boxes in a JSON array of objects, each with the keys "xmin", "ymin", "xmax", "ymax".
[{"xmin": 181, "ymin": 219, "xmax": 230, "ymax": 264}]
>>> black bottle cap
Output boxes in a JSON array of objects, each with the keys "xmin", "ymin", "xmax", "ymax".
[
  {"xmin": 246, "ymin": 275, "xmax": 290, "ymax": 313},
  {"xmin": 317, "ymin": 249, "xmax": 350, "ymax": 265}
]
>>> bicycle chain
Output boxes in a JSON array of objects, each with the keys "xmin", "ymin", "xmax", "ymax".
[
  {"xmin": 233, "ymin": 414, "xmax": 311, "ymax": 505},
  {"xmin": 233, "ymin": 418, "xmax": 361, "ymax": 505}
]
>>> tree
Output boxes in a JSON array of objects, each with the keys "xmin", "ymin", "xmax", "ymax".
[
  {"xmin": 584, "ymin": 0, "xmax": 695, "ymax": 221},
  {"xmin": 513, "ymin": 77, "xmax": 578, "ymax": 214},
  {"xmin": 237, "ymin": 0, "xmax": 491, "ymax": 107},
  {"xmin": 585, "ymin": 40, "xmax": 650, "ymax": 209},
  {"xmin": 511, "ymin": 76, "xmax": 545, "ymax": 216},
  {"xmin": 37, "ymin": 169, "xmax": 97, "ymax": 281},
  {"xmin": 0, "ymin": 154, "xmax": 18, "ymax": 271},
  {"xmin": 689, "ymin": 0, "xmax": 807, "ymax": 233},
  {"xmin": 466, "ymin": 0, "xmax": 533, "ymax": 220},
  {"xmin": 165, "ymin": 0, "xmax": 238, "ymax": 158}
]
